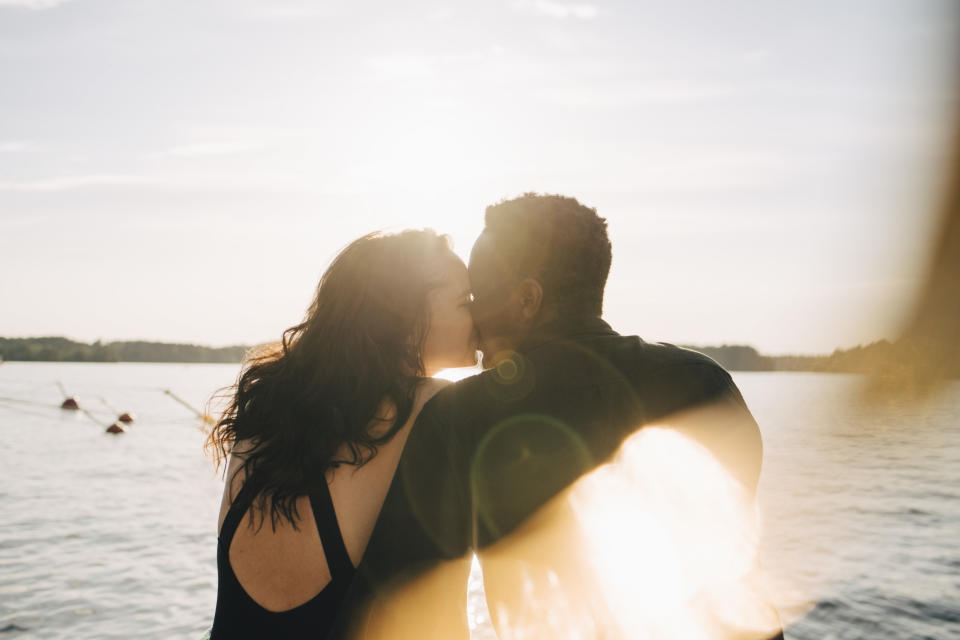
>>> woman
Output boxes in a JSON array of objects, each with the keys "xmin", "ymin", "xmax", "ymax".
[{"xmin": 206, "ymin": 230, "xmax": 478, "ymax": 639}]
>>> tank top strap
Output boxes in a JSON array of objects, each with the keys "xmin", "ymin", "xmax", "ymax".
[
  {"xmin": 310, "ymin": 479, "xmax": 355, "ymax": 581},
  {"xmin": 218, "ymin": 477, "xmax": 264, "ymax": 548}
]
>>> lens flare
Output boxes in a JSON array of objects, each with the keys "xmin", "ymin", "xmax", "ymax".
[{"xmin": 478, "ymin": 423, "xmax": 783, "ymax": 639}]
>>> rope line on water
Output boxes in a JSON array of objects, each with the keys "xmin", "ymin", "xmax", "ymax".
[
  {"xmin": 0, "ymin": 400, "xmax": 69, "ymax": 420},
  {"xmin": 163, "ymin": 389, "xmax": 216, "ymax": 425},
  {"xmin": 0, "ymin": 395, "xmax": 111, "ymax": 416},
  {"xmin": 0, "ymin": 381, "xmax": 219, "ymax": 433}
]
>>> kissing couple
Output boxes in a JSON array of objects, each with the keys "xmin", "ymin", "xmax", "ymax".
[{"xmin": 206, "ymin": 193, "xmax": 782, "ymax": 639}]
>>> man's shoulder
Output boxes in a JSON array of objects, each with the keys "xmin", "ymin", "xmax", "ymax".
[
  {"xmin": 415, "ymin": 370, "xmax": 488, "ymax": 420},
  {"xmin": 629, "ymin": 336, "xmax": 733, "ymax": 379},
  {"xmin": 415, "ymin": 337, "xmax": 739, "ymax": 427},
  {"xmin": 633, "ymin": 340, "xmax": 748, "ymax": 419},
  {"xmin": 441, "ymin": 368, "xmax": 494, "ymax": 400},
  {"xmin": 634, "ymin": 339, "xmax": 731, "ymax": 377},
  {"xmin": 586, "ymin": 332, "xmax": 741, "ymax": 418},
  {"xmin": 571, "ymin": 328, "xmax": 732, "ymax": 381},
  {"xmin": 424, "ymin": 339, "xmax": 735, "ymax": 397}
]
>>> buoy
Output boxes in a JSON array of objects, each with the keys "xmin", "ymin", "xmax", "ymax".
[
  {"xmin": 105, "ymin": 422, "xmax": 127, "ymax": 434},
  {"xmin": 99, "ymin": 397, "xmax": 135, "ymax": 424},
  {"xmin": 57, "ymin": 382, "xmax": 80, "ymax": 410}
]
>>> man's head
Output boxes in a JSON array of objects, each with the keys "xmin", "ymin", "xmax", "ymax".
[{"xmin": 468, "ymin": 193, "xmax": 612, "ymax": 359}]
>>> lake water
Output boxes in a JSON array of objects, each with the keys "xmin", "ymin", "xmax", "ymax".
[{"xmin": 0, "ymin": 363, "xmax": 958, "ymax": 639}]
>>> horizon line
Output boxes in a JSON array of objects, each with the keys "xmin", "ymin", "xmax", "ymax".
[{"xmin": 0, "ymin": 333, "xmax": 896, "ymax": 359}]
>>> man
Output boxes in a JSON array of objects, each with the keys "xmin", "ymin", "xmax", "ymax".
[{"xmin": 334, "ymin": 193, "xmax": 778, "ymax": 639}]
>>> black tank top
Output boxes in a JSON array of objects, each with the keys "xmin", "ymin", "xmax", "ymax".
[{"xmin": 209, "ymin": 478, "xmax": 356, "ymax": 639}]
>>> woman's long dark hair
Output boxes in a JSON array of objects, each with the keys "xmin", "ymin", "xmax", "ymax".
[{"xmin": 206, "ymin": 229, "xmax": 453, "ymax": 531}]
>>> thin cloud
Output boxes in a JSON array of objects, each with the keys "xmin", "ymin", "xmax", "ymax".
[
  {"xmin": 0, "ymin": 0, "xmax": 72, "ymax": 8},
  {"xmin": 367, "ymin": 54, "xmax": 436, "ymax": 78},
  {"xmin": 0, "ymin": 170, "xmax": 333, "ymax": 193},
  {"xmin": 0, "ymin": 141, "xmax": 32, "ymax": 152},
  {"xmin": 366, "ymin": 46, "xmax": 509, "ymax": 80},
  {"xmin": 152, "ymin": 141, "xmax": 262, "ymax": 158},
  {"xmin": 0, "ymin": 213, "xmax": 51, "ymax": 229},
  {"xmin": 539, "ymin": 84, "xmax": 737, "ymax": 108},
  {"xmin": 236, "ymin": 1, "xmax": 340, "ymax": 22},
  {"xmin": 513, "ymin": 0, "xmax": 598, "ymax": 19},
  {"xmin": 0, "ymin": 174, "xmax": 153, "ymax": 192}
]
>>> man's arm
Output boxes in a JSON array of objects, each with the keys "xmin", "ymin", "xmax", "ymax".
[
  {"xmin": 345, "ymin": 393, "xmax": 476, "ymax": 640},
  {"xmin": 640, "ymin": 359, "xmax": 763, "ymax": 495},
  {"xmin": 476, "ymin": 360, "xmax": 770, "ymax": 638},
  {"xmin": 668, "ymin": 364, "xmax": 763, "ymax": 495},
  {"xmin": 396, "ymin": 392, "xmax": 475, "ymax": 559}
]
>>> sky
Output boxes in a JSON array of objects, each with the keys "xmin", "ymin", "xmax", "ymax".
[{"xmin": 1, "ymin": 0, "xmax": 957, "ymax": 354}]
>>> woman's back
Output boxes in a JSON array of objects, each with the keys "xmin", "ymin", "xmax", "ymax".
[
  {"xmin": 210, "ymin": 379, "xmax": 448, "ymax": 639},
  {"xmin": 205, "ymin": 229, "xmax": 478, "ymax": 638}
]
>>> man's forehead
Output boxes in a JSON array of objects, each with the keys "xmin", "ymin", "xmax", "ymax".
[
  {"xmin": 469, "ymin": 231, "xmax": 516, "ymax": 293},
  {"xmin": 469, "ymin": 230, "xmax": 496, "ymax": 265},
  {"xmin": 468, "ymin": 231, "xmax": 503, "ymax": 278}
]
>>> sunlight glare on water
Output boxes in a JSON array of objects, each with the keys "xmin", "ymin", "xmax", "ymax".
[
  {"xmin": 570, "ymin": 427, "xmax": 776, "ymax": 638},
  {"xmin": 0, "ymin": 365, "xmax": 958, "ymax": 639}
]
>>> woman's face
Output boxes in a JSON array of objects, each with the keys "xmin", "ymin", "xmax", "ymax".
[{"xmin": 421, "ymin": 253, "xmax": 480, "ymax": 376}]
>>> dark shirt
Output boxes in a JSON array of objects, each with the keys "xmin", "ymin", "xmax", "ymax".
[
  {"xmin": 210, "ymin": 477, "xmax": 356, "ymax": 640},
  {"xmin": 331, "ymin": 315, "xmax": 759, "ymax": 637}
]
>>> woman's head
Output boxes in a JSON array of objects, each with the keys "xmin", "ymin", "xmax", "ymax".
[
  {"xmin": 206, "ymin": 229, "xmax": 476, "ymax": 529},
  {"xmin": 421, "ymin": 252, "xmax": 479, "ymax": 374},
  {"xmin": 298, "ymin": 229, "xmax": 476, "ymax": 379}
]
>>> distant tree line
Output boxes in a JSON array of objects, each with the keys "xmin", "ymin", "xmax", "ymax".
[
  {"xmin": 683, "ymin": 339, "xmax": 960, "ymax": 379},
  {"xmin": 0, "ymin": 336, "xmax": 249, "ymax": 363},
  {"xmin": 2, "ymin": 336, "xmax": 956, "ymax": 378}
]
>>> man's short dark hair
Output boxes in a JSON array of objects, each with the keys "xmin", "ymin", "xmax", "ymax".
[{"xmin": 483, "ymin": 193, "xmax": 612, "ymax": 316}]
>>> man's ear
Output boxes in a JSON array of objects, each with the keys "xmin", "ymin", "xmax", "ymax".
[{"xmin": 517, "ymin": 278, "xmax": 544, "ymax": 321}]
